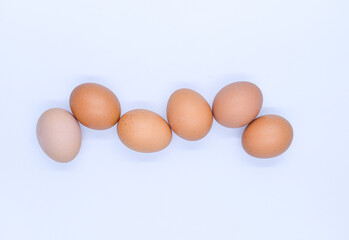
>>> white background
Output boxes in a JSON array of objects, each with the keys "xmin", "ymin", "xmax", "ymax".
[{"xmin": 1, "ymin": 0, "xmax": 348, "ymax": 239}]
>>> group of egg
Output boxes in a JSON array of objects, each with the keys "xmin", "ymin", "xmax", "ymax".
[{"xmin": 36, "ymin": 82, "xmax": 293, "ymax": 163}]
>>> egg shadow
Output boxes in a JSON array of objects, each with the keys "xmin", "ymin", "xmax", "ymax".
[
  {"xmin": 258, "ymin": 107, "xmax": 289, "ymax": 118},
  {"xmin": 240, "ymin": 150, "xmax": 288, "ymax": 168},
  {"xmin": 39, "ymin": 154, "xmax": 82, "ymax": 171},
  {"xmin": 112, "ymin": 135, "xmax": 172, "ymax": 163},
  {"xmin": 211, "ymin": 120, "xmax": 246, "ymax": 139},
  {"xmin": 171, "ymin": 133, "xmax": 209, "ymax": 151}
]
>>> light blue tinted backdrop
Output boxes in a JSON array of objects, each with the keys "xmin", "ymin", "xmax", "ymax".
[{"xmin": 0, "ymin": 0, "xmax": 348, "ymax": 239}]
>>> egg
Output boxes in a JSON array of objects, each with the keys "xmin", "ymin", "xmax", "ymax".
[
  {"xmin": 36, "ymin": 108, "xmax": 82, "ymax": 163},
  {"xmin": 167, "ymin": 88, "xmax": 213, "ymax": 141},
  {"xmin": 117, "ymin": 109, "xmax": 172, "ymax": 153},
  {"xmin": 70, "ymin": 83, "xmax": 121, "ymax": 130},
  {"xmin": 212, "ymin": 81, "xmax": 263, "ymax": 128},
  {"xmin": 242, "ymin": 114, "xmax": 293, "ymax": 158}
]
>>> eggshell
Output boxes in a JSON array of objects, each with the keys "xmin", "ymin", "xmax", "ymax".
[
  {"xmin": 213, "ymin": 81, "xmax": 263, "ymax": 128},
  {"xmin": 36, "ymin": 108, "xmax": 82, "ymax": 163},
  {"xmin": 242, "ymin": 114, "xmax": 293, "ymax": 158},
  {"xmin": 117, "ymin": 109, "xmax": 172, "ymax": 153},
  {"xmin": 167, "ymin": 88, "xmax": 213, "ymax": 141},
  {"xmin": 70, "ymin": 83, "xmax": 121, "ymax": 130}
]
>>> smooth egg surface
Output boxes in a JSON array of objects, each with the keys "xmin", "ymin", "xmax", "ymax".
[
  {"xmin": 167, "ymin": 88, "xmax": 213, "ymax": 141},
  {"xmin": 242, "ymin": 114, "xmax": 293, "ymax": 158},
  {"xmin": 117, "ymin": 109, "xmax": 172, "ymax": 153},
  {"xmin": 70, "ymin": 83, "xmax": 121, "ymax": 130},
  {"xmin": 36, "ymin": 108, "xmax": 82, "ymax": 163},
  {"xmin": 213, "ymin": 81, "xmax": 263, "ymax": 128}
]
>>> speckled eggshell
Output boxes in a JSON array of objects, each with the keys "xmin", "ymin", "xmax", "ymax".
[
  {"xmin": 117, "ymin": 109, "xmax": 172, "ymax": 153},
  {"xmin": 70, "ymin": 83, "xmax": 121, "ymax": 130},
  {"xmin": 167, "ymin": 88, "xmax": 213, "ymax": 141},
  {"xmin": 36, "ymin": 108, "xmax": 82, "ymax": 163},
  {"xmin": 242, "ymin": 114, "xmax": 293, "ymax": 158},
  {"xmin": 213, "ymin": 81, "xmax": 263, "ymax": 128}
]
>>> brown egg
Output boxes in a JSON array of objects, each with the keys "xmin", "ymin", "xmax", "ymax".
[
  {"xmin": 242, "ymin": 114, "xmax": 293, "ymax": 158},
  {"xmin": 117, "ymin": 109, "xmax": 172, "ymax": 153},
  {"xmin": 213, "ymin": 81, "xmax": 263, "ymax": 128},
  {"xmin": 36, "ymin": 108, "xmax": 82, "ymax": 163},
  {"xmin": 167, "ymin": 88, "xmax": 213, "ymax": 141},
  {"xmin": 70, "ymin": 83, "xmax": 121, "ymax": 130}
]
